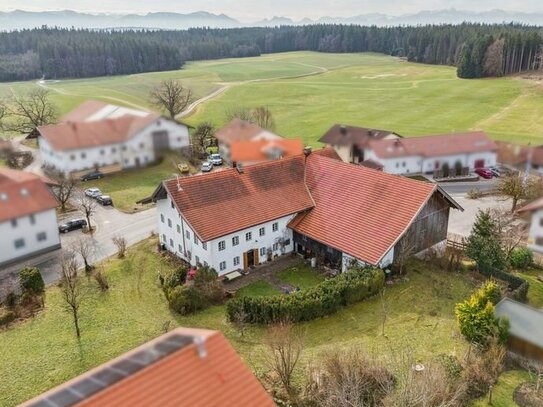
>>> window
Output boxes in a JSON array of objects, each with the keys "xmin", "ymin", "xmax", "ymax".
[
  {"xmin": 194, "ymin": 234, "xmax": 198, "ymax": 245},
  {"xmin": 100, "ymin": 149, "xmax": 105, "ymax": 155},
  {"xmin": 111, "ymin": 147, "xmax": 117, "ymax": 153},
  {"xmin": 232, "ymin": 236, "xmax": 239, "ymax": 246},
  {"xmin": 204, "ymin": 261, "xmax": 208, "ymax": 267},
  {"xmin": 140, "ymin": 142, "xmax": 145, "ymax": 149},
  {"xmin": 14, "ymin": 238, "xmax": 25, "ymax": 249},
  {"xmin": 396, "ymin": 162, "xmax": 399, "ymax": 168},
  {"xmin": 37, "ymin": 232, "xmax": 47, "ymax": 242},
  {"xmin": 272, "ymin": 222, "xmax": 278, "ymax": 232},
  {"xmin": 259, "ymin": 227, "xmax": 265, "ymax": 236},
  {"xmin": 185, "ymin": 230, "xmax": 190, "ymax": 239},
  {"xmin": 122, "ymin": 145, "xmax": 127, "ymax": 151},
  {"xmin": 178, "ymin": 244, "xmax": 183, "ymax": 253},
  {"xmin": 177, "ymin": 224, "xmax": 181, "ymax": 234},
  {"xmin": 220, "ymin": 261, "xmax": 226, "ymax": 271},
  {"xmin": 218, "ymin": 241, "xmax": 225, "ymax": 251},
  {"xmin": 187, "ymin": 251, "xmax": 192, "ymax": 260},
  {"xmin": 195, "ymin": 256, "xmax": 200, "ymax": 264},
  {"xmin": 11, "ymin": 219, "xmax": 17, "ymax": 228},
  {"xmin": 70, "ymin": 154, "xmax": 76, "ymax": 161},
  {"xmin": 167, "ymin": 219, "xmax": 172, "ymax": 228},
  {"xmin": 202, "ymin": 241, "xmax": 207, "ymax": 250},
  {"xmin": 536, "ymin": 237, "xmax": 543, "ymax": 246},
  {"xmin": 233, "ymin": 256, "xmax": 240, "ymax": 266},
  {"xmin": 169, "ymin": 238, "xmax": 173, "ymax": 247},
  {"xmin": 245, "ymin": 232, "xmax": 252, "ymax": 241},
  {"xmin": 29, "ymin": 214, "xmax": 36, "ymax": 225},
  {"xmin": 540, "ymin": 218, "xmax": 543, "ymax": 227},
  {"xmin": 273, "ymin": 242, "xmax": 279, "ymax": 251},
  {"xmin": 81, "ymin": 152, "xmax": 86, "ymax": 159},
  {"xmin": 171, "ymin": 200, "xmax": 175, "ymax": 209},
  {"xmin": 260, "ymin": 247, "xmax": 266, "ymax": 257},
  {"xmin": 402, "ymin": 162, "xmax": 406, "ymax": 167},
  {"xmin": 160, "ymin": 214, "xmax": 165, "ymax": 223},
  {"xmin": 162, "ymin": 234, "xmax": 166, "ymax": 243}
]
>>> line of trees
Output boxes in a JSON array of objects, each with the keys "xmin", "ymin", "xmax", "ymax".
[{"xmin": 0, "ymin": 24, "xmax": 542, "ymax": 82}]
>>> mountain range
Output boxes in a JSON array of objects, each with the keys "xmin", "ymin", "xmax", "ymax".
[{"xmin": 1, "ymin": 8, "xmax": 543, "ymax": 31}]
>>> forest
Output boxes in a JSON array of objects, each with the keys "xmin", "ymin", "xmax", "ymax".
[{"xmin": 0, "ymin": 23, "xmax": 541, "ymax": 82}]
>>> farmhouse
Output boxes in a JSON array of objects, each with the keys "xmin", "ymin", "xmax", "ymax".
[
  {"xmin": 37, "ymin": 101, "xmax": 191, "ymax": 178},
  {"xmin": 517, "ymin": 197, "xmax": 543, "ymax": 253},
  {"xmin": 230, "ymin": 138, "xmax": 304, "ymax": 166},
  {"xmin": 151, "ymin": 147, "xmax": 461, "ymax": 276},
  {"xmin": 0, "ymin": 168, "xmax": 60, "ymax": 267},
  {"xmin": 21, "ymin": 327, "xmax": 274, "ymax": 407},
  {"xmin": 214, "ymin": 118, "xmax": 282, "ymax": 164}
]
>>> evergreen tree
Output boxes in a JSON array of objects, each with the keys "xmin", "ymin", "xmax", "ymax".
[{"xmin": 465, "ymin": 210, "xmax": 507, "ymax": 272}]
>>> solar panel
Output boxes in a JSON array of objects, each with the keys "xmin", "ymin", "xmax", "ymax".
[{"xmin": 27, "ymin": 333, "xmax": 195, "ymax": 407}]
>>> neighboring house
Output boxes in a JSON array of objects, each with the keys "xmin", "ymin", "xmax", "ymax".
[
  {"xmin": 517, "ymin": 197, "xmax": 543, "ymax": 253},
  {"xmin": 38, "ymin": 101, "xmax": 191, "ymax": 178},
  {"xmin": 319, "ymin": 124, "xmax": 401, "ymax": 164},
  {"xmin": 151, "ymin": 147, "xmax": 461, "ymax": 275},
  {"xmin": 525, "ymin": 145, "xmax": 543, "ymax": 175},
  {"xmin": 495, "ymin": 298, "xmax": 543, "ymax": 362},
  {"xmin": 364, "ymin": 131, "xmax": 498, "ymax": 175},
  {"xmin": 21, "ymin": 327, "xmax": 275, "ymax": 407},
  {"xmin": 230, "ymin": 138, "xmax": 304, "ymax": 167},
  {"xmin": 0, "ymin": 168, "xmax": 60, "ymax": 267},
  {"xmin": 214, "ymin": 118, "xmax": 281, "ymax": 164}
]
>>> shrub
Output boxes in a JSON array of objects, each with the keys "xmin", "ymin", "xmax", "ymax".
[
  {"xmin": 226, "ymin": 267, "xmax": 384, "ymax": 324},
  {"xmin": 462, "ymin": 342, "xmax": 506, "ymax": 398},
  {"xmin": 161, "ymin": 266, "xmax": 187, "ymax": 293},
  {"xmin": 0, "ymin": 309, "xmax": 15, "ymax": 326},
  {"xmin": 18, "ymin": 267, "xmax": 44, "ymax": 294},
  {"xmin": 167, "ymin": 285, "xmax": 207, "ymax": 315},
  {"xmin": 467, "ymin": 188, "xmax": 482, "ymax": 199},
  {"xmin": 509, "ymin": 247, "xmax": 533, "ymax": 270}
]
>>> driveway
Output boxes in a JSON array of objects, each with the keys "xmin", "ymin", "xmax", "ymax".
[{"xmin": 439, "ymin": 179, "xmax": 497, "ymax": 194}]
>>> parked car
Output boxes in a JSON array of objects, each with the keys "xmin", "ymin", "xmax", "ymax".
[
  {"xmin": 58, "ymin": 219, "xmax": 87, "ymax": 233},
  {"xmin": 208, "ymin": 153, "xmax": 223, "ymax": 166},
  {"xmin": 177, "ymin": 163, "xmax": 190, "ymax": 174},
  {"xmin": 488, "ymin": 166, "xmax": 501, "ymax": 177},
  {"xmin": 85, "ymin": 187, "xmax": 102, "ymax": 198},
  {"xmin": 96, "ymin": 195, "xmax": 113, "ymax": 206},
  {"xmin": 201, "ymin": 161, "xmax": 213, "ymax": 172},
  {"xmin": 475, "ymin": 168, "xmax": 494, "ymax": 179},
  {"xmin": 80, "ymin": 170, "xmax": 104, "ymax": 181}
]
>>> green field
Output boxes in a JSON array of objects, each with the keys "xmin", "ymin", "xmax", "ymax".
[{"xmin": 1, "ymin": 51, "xmax": 542, "ymax": 145}]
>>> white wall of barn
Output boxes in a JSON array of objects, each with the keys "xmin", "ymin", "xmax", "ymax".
[
  {"xmin": 341, "ymin": 246, "xmax": 394, "ymax": 273},
  {"xmin": 40, "ymin": 119, "xmax": 189, "ymax": 176},
  {"xmin": 527, "ymin": 209, "xmax": 543, "ymax": 254},
  {"xmin": 157, "ymin": 195, "xmax": 296, "ymax": 275},
  {"xmin": 0, "ymin": 208, "xmax": 60, "ymax": 266}
]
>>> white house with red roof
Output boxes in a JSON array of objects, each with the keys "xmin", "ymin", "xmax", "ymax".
[
  {"xmin": 38, "ymin": 101, "xmax": 191, "ymax": 177},
  {"xmin": 0, "ymin": 168, "xmax": 60, "ymax": 267},
  {"xmin": 150, "ymin": 148, "xmax": 462, "ymax": 275},
  {"xmin": 518, "ymin": 197, "xmax": 543, "ymax": 254}
]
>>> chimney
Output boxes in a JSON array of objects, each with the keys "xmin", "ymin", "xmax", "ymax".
[
  {"xmin": 236, "ymin": 163, "xmax": 244, "ymax": 174},
  {"xmin": 303, "ymin": 146, "xmax": 312, "ymax": 157},
  {"xmin": 339, "ymin": 125, "xmax": 347, "ymax": 136}
]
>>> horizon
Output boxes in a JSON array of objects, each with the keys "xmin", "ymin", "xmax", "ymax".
[{"xmin": 2, "ymin": 1, "xmax": 543, "ymax": 22}]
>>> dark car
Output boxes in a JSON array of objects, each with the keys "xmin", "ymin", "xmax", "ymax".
[
  {"xmin": 96, "ymin": 195, "xmax": 113, "ymax": 206},
  {"xmin": 475, "ymin": 168, "xmax": 494, "ymax": 179},
  {"xmin": 58, "ymin": 219, "xmax": 87, "ymax": 233},
  {"xmin": 80, "ymin": 171, "xmax": 104, "ymax": 182}
]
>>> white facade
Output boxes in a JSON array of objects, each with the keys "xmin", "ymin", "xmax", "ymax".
[
  {"xmin": 156, "ymin": 196, "xmax": 295, "ymax": 275},
  {"xmin": 0, "ymin": 208, "xmax": 60, "ymax": 266},
  {"xmin": 526, "ymin": 209, "xmax": 543, "ymax": 254},
  {"xmin": 40, "ymin": 119, "xmax": 190, "ymax": 176},
  {"xmin": 365, "ymin": 149, "xmax": 497, "ymax": 175}
]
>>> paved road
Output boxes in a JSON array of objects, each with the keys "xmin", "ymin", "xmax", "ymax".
[{"xmin": 439, "ymin": 179, "xmax": 497, "ymax": 194}]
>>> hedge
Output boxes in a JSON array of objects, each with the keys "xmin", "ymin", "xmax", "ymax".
[
  {"xmin": 478, "ymin": 265, "xmax": 529, "ymax": 302},
  {"xmin": 18, "ymin": 267, "xmax": 44, "ymax": 294},
  {"xmin": 226, "ymin": 267, "xmax": 385, "ymax": 324}
]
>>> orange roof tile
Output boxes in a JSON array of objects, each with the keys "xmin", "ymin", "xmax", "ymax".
[
  {"xmin": 517, "ymin": 197, "xmax": 543, "ymax": 213},
  {"xmin": 0, "ymin": 168, "xmax": 58, "ymax": 223},
  {"xmin": 289, "ymin": 154, "xmax": 444, "ymax": 264},
  {"xmin": 21, "ymin": 328, "xmax": 274, "ymax": 407},
  {"xmin": 38, "ymin": 115, "xmax": 159, "ymax": 151},
  {"xmin": 214, "ymin": 118, "xmax": 280, "ymax": 143},
  {"xmin": 230, "ymin": 138, "xmax": 303, "ymax": 162},
  {"xmin": 369, "ymin": 131, "xmax": 497, "ymax": 159},
  {"xmin": 61, "ymin": 100, "xmax": 110, "ymax": 122}
]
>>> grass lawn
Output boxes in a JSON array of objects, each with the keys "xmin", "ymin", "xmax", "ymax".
[
  {"xmin": 471, "ymin": 370, "xmax": 533, "ymax": 407},
  {"xmin": 277, "ymin": 263, "xmax": 325, "ymax": 289},
  {"xmin": 0, "ymin": 242, "xmax": 476, "ymax": 406},
  {"xmin": 89, "ymin": 153, "xmax": 195, "ymax": 213},
  {"xmin": 513, "ymin": 267, "xmax": 543, "ymax": 308},
  {"xmin": 1, "ymin": 52, "xmax": 543, "ymax": 145},
  {"xmin": 235, "ymin": 281, "xmax": 280, "ymax": 298}
]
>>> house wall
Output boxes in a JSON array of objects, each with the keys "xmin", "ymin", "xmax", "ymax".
[
  {"xmin": 329, "ymin": 144, "xmax": 352, "ymax": 163},
  {"xmin": 0, "ymin": 208, "xmax": 60, "ymax": 266},
  {"xmin": 40, "ymin": 119, "xmax": 189, "ymax": 176},
  {"xmin": 341, "ymin": 247, "xmax": 394, "ymax": 272},
  {"xmin": 365, "ymin": 150, "xmax": 421, "ymax": 174},
  {"xmin": 526, "ymin": 209, "xmax": 543, "ymax": 254},
  {"xmin": 157, "ymin": 195, "xmax": 296, "ymax": 275}
]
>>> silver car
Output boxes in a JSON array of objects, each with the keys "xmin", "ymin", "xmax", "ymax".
[
  {"xmin": 201, "ymin": 162, "xmax": 213, "ymax": 172},
  {"xmin": 85, "ymin": 187, "xmax": 102, "ymax": 198},
  {"xmin": 208, "ymin": 153, "xmax": 223, "ymax": 166}
]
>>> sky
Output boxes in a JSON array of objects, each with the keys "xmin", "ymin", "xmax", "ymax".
[{"xmin": 1, "ymin": 0, "xmax": 543, "ymax": 21}]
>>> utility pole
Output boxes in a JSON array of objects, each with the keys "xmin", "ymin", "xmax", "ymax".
[{"xmin": 523, "ymin": 142, "xmax": 532, "ymax": 188}]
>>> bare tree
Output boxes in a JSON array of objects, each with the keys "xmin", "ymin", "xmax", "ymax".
[
  {"xmin": 149, "ymin": 79, "xmax": 193, "ymax": 119},
  {"xmin": 264, "ymin": 322, "xmax": 304, "ymax": 396},
  {"xmin": 112, "ymin": 235, "xmax": 127, "ymax": 258},
  {"xmin": 498, "ymin": 173, "xmax": 542, "ymax": 212},
  {"xmin": 52, "ymin": 178, "xmax": 77, "ymax": 212},
  {"xmin": 191, "ymin": 121, "xmax": 217, "ymax": 158},
  {"xmin": 71, "ymin": 236, "xmax": 95, "ymax": 273},
  {"xmin": 225, "ymin": 106, "xmax": 253, "ymax": 122},
  {"xmin": 58, "ymin": 252, "xmax": 85, "ymax": 339},
  {"xmin": 78, "ymin": 197, "xmax": 97, "ymax": 234},
  {"xmin": 92, "ymin": 266, "xmax": 109, "ymax": 292},
  {"xmin": 252, "ymin": 106, "xmax": 275, "ymax": 131},
  {"xmin": 393, "ymin": 229, "xmax": 418, "ymax": 275},
  {"xmin": 5, "ymin": 88, "xmax": 58, "ymax": 134}
]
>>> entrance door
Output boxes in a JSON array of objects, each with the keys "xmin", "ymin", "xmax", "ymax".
[
  {"xmin": 135, "ymin": 157, "xmax": 141, "ymax": 167},
  {"xmin": 152, "ymin": 130, "xmax": 170, "ymax": 151},
  {"xmin": 474, "ymin": 159, "xmax": 485, "ymax": 168},
  {"xmin": 244, "ymin": 250, "xmax": 254, "ymax": 269}
]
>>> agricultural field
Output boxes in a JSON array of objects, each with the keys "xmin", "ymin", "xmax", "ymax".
[{"xmin": 1, "ymin": 51, "xmax": 543, "ymax": 145}]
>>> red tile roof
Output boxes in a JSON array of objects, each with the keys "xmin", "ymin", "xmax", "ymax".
[
  {"xmin": 289, "ymin": 154, "xmax": 444, "ymax": 264},
  {"xmin": 0, "ymin": 168, "xmax": 58, "ymax": 223},
  {"xmin": 369, "ymin": 131, "xmax": 498, "ymax": 159},
  {"xmin": 21, "ymin": 328, "xmax": 274, "ymax": 407},
  {"xmin": 319, "ymin": 124, "xmax": 398, "ymax": 148},
  {"xmin": 517, "ymin": 197, "xmax": 543, "ymax": 213},
  {"xmin": 161, "ymin": 157, "xmax": 315, "ymax": 241},
  {"xmin": 214, "ymin": 118, "xmax": 279, "ymax": 143},
  {"xmin": 230, "ymin": 138, "xmax": 303, "ymax": 162},
  {"xmin": 38, "ymin": 115, "xmax": 159, "ymax": 151},
  {"xmin": 312, "ymin": 146, "xmax": 342, "ymax": 160},
  {"xmin": 61, "ymin": 100, "xmax": 110, "ymax": 122}
]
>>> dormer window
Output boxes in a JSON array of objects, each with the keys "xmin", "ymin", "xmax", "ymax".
[
  {"xmin": 20, "ymin": 188, "xmax": 29, "ymax": 197},
  {"xmin": 0, "ymin": 193, "xmax": 7, "ymax": 201}
]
